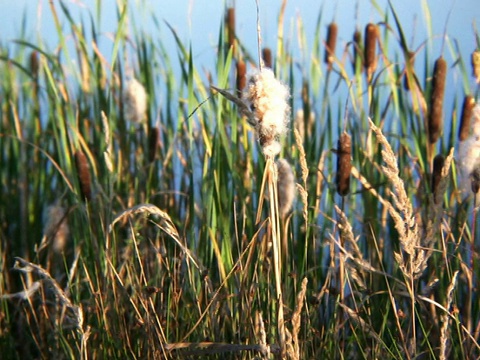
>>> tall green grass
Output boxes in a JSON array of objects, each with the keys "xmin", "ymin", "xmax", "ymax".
[{"xmin": 0, "ymin": 1, "xmax": 479, "ymax": 359}]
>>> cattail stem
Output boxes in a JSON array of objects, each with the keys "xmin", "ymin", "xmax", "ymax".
[{"xmin": 267, "ymin": 159, "xmax": 286, "ymax": 357}]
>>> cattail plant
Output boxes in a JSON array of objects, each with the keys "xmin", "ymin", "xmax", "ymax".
[
  {"xmin": 472, "ymin": 50, "xmax": 480, "ymax": 84},
  {"xmin": 352, "ymin": 28, "xmax": 361, "ymax": 72},
  {"xmin": 458, "ymin": 95, "xmax": 476, "ymax": 141},
  {"xmin": 431, "ymin": 154, "xmax": 445, "ymax": 203},
  {"xmin": 276, "ymin": 159, "xmax": 295, "ymax": 218},
  {"xmin": 236, "ymin": 59, "xmax": 246, "ymax": 96},
  {"xmin": 262, "ymin": 48, "xmax": 273, "ymax": 69},
  {"xmin": 148, "ymin": 127, "xmax": 160, "ymax": 163},
  {"xmin": 364, "ymin": 23, "xmax": 378, "ymax": 83},
  {"xmin": 324, "ymin": 22, "xmax": 338, "ymax": 70},
  {"xmin": 74, "ymin": 150, "xmax": 92, "ymax": 201},
  {"xmin": 30, "ymin": 51, "xmax": 39, "ymax": 80},
  {"xmin": 242, "ymin": 67, "xmax": 290, "ymax": 157},
  {"xmin": 427, "ymin": 56, "xmax": 447, "ymax": 145},
  {"xmin": 226, "ymin": 7, "xmax": 236, "ymax": 55},
  {"xmin": 42, "ymin": 205, "xmax": 69, "ymax": 254},
  {"xmin": 457, "ymin": 104, "xmax": 480, "ymax": 200},
  {"xmin": 123, "ymin": 77, "xmax": 147, "ymax": 124},
  {"xmin": 336, "ymin": 132, "xmax": 352, "ymax": 196},
  {"xmin": 403, "ymin": 50, "xmax": 415, "ymax": 91},
  {"xmin": 294, "ymin": 109, "xmax": 315, "ymax": 142}
]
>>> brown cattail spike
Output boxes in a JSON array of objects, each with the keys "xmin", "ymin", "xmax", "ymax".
[
  {"xmin": 75, "ymin": 150, "xmax": 92, "ymax": 201},
  {"xmin": 458, "ymin": 95, "xmax": 476, "ymax": 141},
  {"xmin": 226, "ymin": 8, "xmax": 235, "ymax": 55},
  {"xmin": 352, "ymin": 29, "xmax": 361, "ymax": 72},
  {"xmin": 431, "ymin": 154, "xmax": 445, "ymax": 203},
  {"xmin": 148, "ymin": 127, "xmax": 160, "ymax": 163},
  {"xmin": 336, "ymin": 132, "xmax": 352, "ymax": 196},
  {"xmin": 364, "ymin": 23, "xmax": 378, "ymax": 82},
  {"xmin": 428, "ymin": 56, "xmax": 447, "ymax": 144},
  {"xmin": 404, "ymin": 50, "xmax": 415, "ymax": 91},
  {"xmin": 276, "ymin": 159, "xmax": 296, "ymax": 218},
  {"xmin": 30, "ymin": 51, "xmax": 39, "ymax": 79},
  {"xmin": 236, "ymin": 59, "xmax": 246, "ymax": 96},
  {"xmin": 471, "ymin": 168, "xmax": 480, "ymax": 194},
  {"xmin": 325, "ymin": 22, "xmax": 338, "ymax": 69},
  {"xmin": 262, "ymin": 47, "xmax": 272, "ymax": 69},
  {"xmin": 472, "ymin": 50, "xmax": 480, "ymax": 83}
]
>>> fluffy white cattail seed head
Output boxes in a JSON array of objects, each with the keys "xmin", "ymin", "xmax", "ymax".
[
  {"xmin": 123, "ymin": 78, "xmax": 147, "ymax": 123},
  {"xmin": 276, "ymin": 159, "xmax": 296, "ymax": 218},
  {"xmin": 242, "ymin": 68, "xmax": 290, "ymax": 157},
  {"xmin": 458, "ymin": 105, "xmax": 480, "ymax": 200},
  {"xmin": 43, "ymin": 205, "xmax": 69, "ymax": 253}
]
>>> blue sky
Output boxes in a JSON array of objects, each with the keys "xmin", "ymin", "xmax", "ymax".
[
  {"xmin": 1, "ymin": 0, "xmax": 478, "ymax": 64},
  {"xmin": 1, "ymin": 0, "xmax": 478, "ymax": 122}
]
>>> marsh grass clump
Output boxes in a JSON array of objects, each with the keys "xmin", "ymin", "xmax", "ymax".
[{"xmin": 2, "ymin": 2, "xmax": 480, "ymax": 359}]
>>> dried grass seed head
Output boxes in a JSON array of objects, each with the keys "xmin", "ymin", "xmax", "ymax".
[
  {"xmin": 123, "ymin": 77, "xmax": 147, "ymax": 123},
  {"xmin": 242, "ymin": 67, "xmax": 290, "ymax": 157},
  {"xmin": 472, "ymin": 50, "xmax": 480, "ymax": 83},
  {"xmin": 276, "ymin": 159, "xmax": 296, "ymax": 218}
]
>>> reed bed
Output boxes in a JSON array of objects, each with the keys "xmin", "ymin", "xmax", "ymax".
[{"xmin": 0, "ymin": 1, "xmax": 479, "ymax": 359}]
